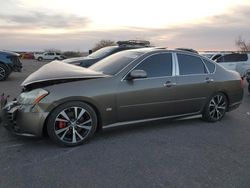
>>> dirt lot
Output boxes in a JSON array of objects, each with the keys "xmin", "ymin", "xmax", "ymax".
[{"xmin": 0, "ymin": 59, "xmax": 250, "ymax": 188}]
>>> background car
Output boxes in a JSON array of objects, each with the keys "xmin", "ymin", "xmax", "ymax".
[
  {"xmin": 21, "ymin": 52, "xmax": 34, "ymax": 59},
  {"xmin": 0, "ymin": 50, "xmax": 22, "ymax": 81},
  {"xmin": 62, "ymin": 40, "xmax": 151, "ymax": 67},
  {"xmin": 200, "ymin": 52, "xmax": 229, "ymax": 61},
  {"xmin": 0, "ymin": 48, "xmax": 243, "ymax": 146},
  {"xmin": 34, "ymin": 52, "xmax": 65, "ymax": 61},
  {"xmin": 215, "ymin": 53, "xmax": 250, "ymax": 78}
]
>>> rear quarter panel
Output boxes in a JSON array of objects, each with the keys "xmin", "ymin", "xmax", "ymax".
[{"xmin": 213, "ymin": 65, "xmax": 243, "ymax": 106}]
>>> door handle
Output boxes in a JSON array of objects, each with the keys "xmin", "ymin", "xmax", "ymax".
[
  {"xmin": 205, "ymin": 78, "xmax": 214, "ymax": 83},
  {"xmin": 164, "ymin": 81, "xmax": 177, "ymax": 87}
]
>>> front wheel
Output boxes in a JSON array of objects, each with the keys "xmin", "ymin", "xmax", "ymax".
[
  {"xmin": 47, "ymin": 101, "xmax": 98, "ymax": 146},
  {"xmin": 0, "ymin": 64, "xmax": 9, "ymax": 81},
  {"xmin": 202, "ymin": 93, "xmax": 228, "ymax": 122},
  {"xmin": 37, "ymin": 57, "xmax": 43, "ymax": 61}
]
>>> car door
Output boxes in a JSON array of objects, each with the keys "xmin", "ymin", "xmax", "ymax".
[
  {"xmin": 116, "ymin": 53, "xmax": 178, "ymax": 122},
  {"xmin": 173, "ymin": 53, "xmax": 215, "ymax": 114}
]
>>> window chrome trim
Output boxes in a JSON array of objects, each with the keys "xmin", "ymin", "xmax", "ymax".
[
  {"xmin": 121, "ymin": 52, "xmax": 174, "ymax": 81},
  {"xmin": 173, "ymin": 52, "xmax": 179, "ymax": 76}
]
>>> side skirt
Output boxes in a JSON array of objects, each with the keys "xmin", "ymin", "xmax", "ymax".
[{"xmin": 103, "ymin": 112, "xmax": 202, "ymax": 129}]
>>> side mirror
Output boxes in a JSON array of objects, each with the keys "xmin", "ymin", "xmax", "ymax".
[{"xmin": 127, "ymin": 70, "xmax": 147, "ymax": 80}]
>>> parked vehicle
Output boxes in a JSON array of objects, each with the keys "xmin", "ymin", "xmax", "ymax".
[
  {"xmin": 34, "ymin": 52, "xmax": 65, "ymax": 61},
  {"xmin": 200, "ymin": 52, "xmax": 229, "ymax": 61},
  {"xmin": 21, "ymin": 52, "xmax": 34, "ymax": 59},
  {"xmin": 62, "ymin": 40, "xmax": 151, "ymax": 67},
  {"xmin": 0, "ymin": 51, "xmax": 22, "ymax": 81},
  {"xmin": 0, "ymin": 48, "xmax": 243, "ymax": 146},
  {"xmin": 245, "ymin": 69, "xmax": 250, "ymax": 83},
  {"xmin": 214, "ymin": 53, "xmax": 250, "ymax": 78}
]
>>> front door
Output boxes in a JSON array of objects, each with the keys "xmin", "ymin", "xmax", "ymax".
[{"xmin": 116, "ymin": 53, "xmax": 178, "ymax": 122}]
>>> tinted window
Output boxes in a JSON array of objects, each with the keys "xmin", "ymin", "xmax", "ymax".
[
  {"xmin": 177, "ymin": 54, "xmax": 207, "ymax": 75},
  {"xmin": 48, "ymin": 52, "xmax": 54, "ymax": 55},
  {"xmin": 216, "ymin": 54, "xmax": 248, "ymax": 63},
  {"xmin": 90, "ymin": 51, "xmax": 143, "ymax": 75},
  {"xmin": 135, "ymin": 53, "xmax": 172, "ymax": 77},
  {"xmin": 202, "ymin": 59, "xmax": 216, "ymax": 73},
  {"xmin": 56, "ymin": 53, "xmax": 61, "ymax": 55}
]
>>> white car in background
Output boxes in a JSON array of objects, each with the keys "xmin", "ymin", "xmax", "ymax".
[
  {"xmin": 200, "ymin": 52, "xmax": 229, "ymax": 61},
  {"xmin": 34, "ymin": 52, "xmax": 65, "ymax": 61},
  {"xmin": 214, "ymin": 53, "xmax": 250, "ymax": 80}
]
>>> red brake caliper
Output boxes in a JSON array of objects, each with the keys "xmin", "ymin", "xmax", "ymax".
[{"xmin": 58, "ymin": 121, "xmax": 66, "ymax": 129}]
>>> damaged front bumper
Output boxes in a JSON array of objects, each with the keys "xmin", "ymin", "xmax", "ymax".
[{"xmin": 0, "ymin": 101, "xmax": 48, "ymax": 137}]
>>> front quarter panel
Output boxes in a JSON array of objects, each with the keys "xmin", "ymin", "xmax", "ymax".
[{"xmin": 39, "ymin": 77, "xmax": 118, "ymax": 126}]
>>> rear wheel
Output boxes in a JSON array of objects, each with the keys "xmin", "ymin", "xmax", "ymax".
[
  {"xmin": 0, "ymin": 64, "xmax": 8, "ymax": 81},
  {"xmin": 203, "ymin": 93, "xmax": 228, "ymax": 122},
  {"xmin": 47, "ymin": 101, "xmax": 97, "ymax": 146}
]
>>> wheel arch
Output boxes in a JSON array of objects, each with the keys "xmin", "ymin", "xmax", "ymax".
[
  {"xmin": 203, "ymin": 90, "xmax": 230, "ymax": 113},
  {"xmin": 42, "ymin": 98, "xmax": 103, "ymax": 136}
]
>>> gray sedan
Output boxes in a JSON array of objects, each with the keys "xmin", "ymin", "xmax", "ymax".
[{"xmin": 0, "ymin": 48, "xmax": 244, "ymax": 146}]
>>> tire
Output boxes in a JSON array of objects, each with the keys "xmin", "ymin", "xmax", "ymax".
[
  {"xmin": 0, "ymin": 64, "xmax": 9, "ymax": 81},
  {"xmin": 248, "ymin": 84, "xmax": 250, "ymax": 94},
  {"xmin": 54, "ymin": 57, "xmax": 59, "ymax": 60},
  {"xmin": 37, "ymin": 57, "xmax": 43, "ymax": 61},
  {"xmin": 247, "ymin": 78, "xmax": 250, "ymax": 84},
  {"xmin": 47, "ymin": 101, "xmax": 97, "ymax": 147},
  {"xmin": 202, "ymin": 92, "xmax": 228, "ymax": 122}
]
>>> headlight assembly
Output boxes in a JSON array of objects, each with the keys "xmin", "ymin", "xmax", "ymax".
[{"xmin": 18, "ymin": 88, "xmax": 49, "ymax": 105}]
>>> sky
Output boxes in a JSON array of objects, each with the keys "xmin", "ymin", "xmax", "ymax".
[{"xmin": 0, "ymin": 0, "xmax": 249, "ymax": 51}]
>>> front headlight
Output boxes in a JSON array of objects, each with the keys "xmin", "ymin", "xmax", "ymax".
[{"xmin": 18, "ymin": 88, "xmax": 49, "ymax": 105}]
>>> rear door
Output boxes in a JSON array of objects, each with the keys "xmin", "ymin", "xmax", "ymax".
[
  {"xmin": 44, "ymin": 52, "xmax": 55, "ymax": 60},
  {"xmin": 116, "ymin": 52, "xmax": 178, "ymax": 122},
  {"xmin": 173, "ymin": 53, "xmax": 216, "ymax": 114}
]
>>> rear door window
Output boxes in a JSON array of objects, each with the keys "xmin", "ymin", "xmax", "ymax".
[{"xmin": 177, "ymin": 54, "xmax": 207, "ymax": 75}]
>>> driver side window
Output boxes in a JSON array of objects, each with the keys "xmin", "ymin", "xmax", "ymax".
[{"xmin": 135, "ymin": 53, "xmax": 173, "ymax": 78}]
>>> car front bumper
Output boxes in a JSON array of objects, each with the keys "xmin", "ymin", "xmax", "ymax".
[{"xmin": 0, "ymin": 101, "xmax": 48, "ymax": 137}]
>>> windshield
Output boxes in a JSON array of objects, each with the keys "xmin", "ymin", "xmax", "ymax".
[
  {"xmin": 90, "ymin": 51, "xmax": 143, "ymax": 75},
  {"xmin": 88, "ymin": 46, "xmax": 117, "ymax": 59}
]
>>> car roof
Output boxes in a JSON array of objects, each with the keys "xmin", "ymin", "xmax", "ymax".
[{"xmin": 127, "ymin": 47, "xmax": 200, "ymax": 55}]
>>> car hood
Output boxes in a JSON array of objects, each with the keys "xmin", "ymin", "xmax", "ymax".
[
  {"xmin": 0, "ymin": 50, "xmax": 20, "ymax": 56},
  {"xmin": 22, "ymin": 60, "xmax": 108, "ymax": 86}
]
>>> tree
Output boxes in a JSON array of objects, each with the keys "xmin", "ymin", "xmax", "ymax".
[
  {"xmin": 92, "ymin": 40, "xmax": 116, "ymax": 52},
  {"xmin": 235, "ymin": 36, "xmax": 250, "ymax": 52}
]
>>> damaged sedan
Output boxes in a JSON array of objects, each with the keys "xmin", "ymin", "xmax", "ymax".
[{"xmin": 0, "ymin": 48, "xmax": 244, "ymax": 146}]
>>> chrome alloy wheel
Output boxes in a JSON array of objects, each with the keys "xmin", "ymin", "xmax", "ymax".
[
  {"xmin": 0, "ymin": 67, "xmax": 6, "ymax": 80},
  {"xmin": 54, "ymin": 107, "xmax": 92, "ymax": 144},
  {"xmin": 208, "ymin": 95, "xmax": 227, "ymax": 121}
]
